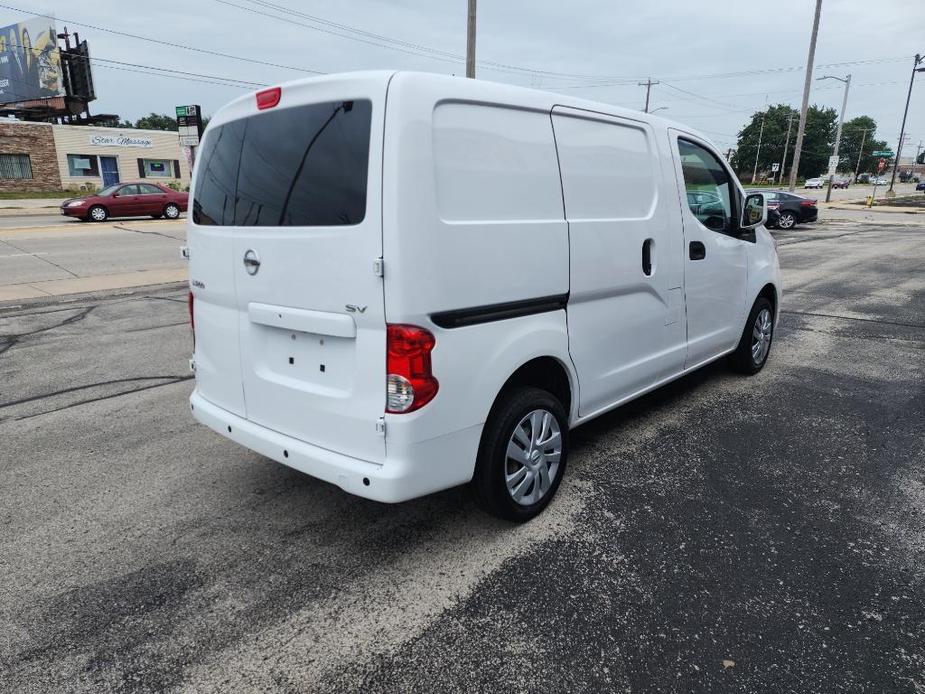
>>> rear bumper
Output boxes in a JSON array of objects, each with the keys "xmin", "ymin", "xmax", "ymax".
[
  {"xmin": 801, "ymin": 208, "xmax": 819, "ymax": 223},
  {"xmin": 190, "ymin": 389, "xmax": 479, "ymax": 503}
]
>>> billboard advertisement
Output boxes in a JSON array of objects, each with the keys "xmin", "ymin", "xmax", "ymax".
[{"xmin": 0, "ymin": 17, "xmax": 65, "ymax": 105}]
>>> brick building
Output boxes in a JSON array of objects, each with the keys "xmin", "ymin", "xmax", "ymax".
[
  {"xmin": 0, "ymin": 121, "xmax": 61, "ymax": 192},
  {"xmin": 0, "ymin": 120, "xmax": 191, "ymax": 193}
]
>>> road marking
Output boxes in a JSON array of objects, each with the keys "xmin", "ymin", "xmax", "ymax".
[{"xmin": 0, "ymin": 252, "xmax": 50, "ymax": 258}]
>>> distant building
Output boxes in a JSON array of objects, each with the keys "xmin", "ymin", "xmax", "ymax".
[{"xmin": 0, "ymin": 120, "xmax": 191, "ymax": 193}]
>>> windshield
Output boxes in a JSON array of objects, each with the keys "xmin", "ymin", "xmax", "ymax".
[
  {"xmin": 96, "ymin": 184, "xmax": 122, "ymax": 197},
  {"xmin": 193, "ymin": 99, "xmax": 372, "ymax": 227}
]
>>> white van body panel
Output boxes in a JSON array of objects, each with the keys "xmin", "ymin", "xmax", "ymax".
[
  {"xmin": 189, "ymin": 71, "xmax": 782, "ymax": 504},
  {"xmin": 553, "ymin": 106, "xmax": 686, "ymax": 415}
]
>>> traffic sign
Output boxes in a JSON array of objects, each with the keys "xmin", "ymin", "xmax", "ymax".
[
  {"xmin": 175, "ymin": 104, "xmax": 203, "ymax": 148},
  {"xmin": 827, "ymin": 155, "xmax": 839, "ymax": 176},
  {"xmin": 872, "ymin": 150, "xmax": 894, "ymax": 157},
  {"xmin": 771, "ymin": 163, "xmax": 780, "ymax": 172},
  {"xmin": 877, "ymin": 158, "xmax": 886, "ymax": 173}
]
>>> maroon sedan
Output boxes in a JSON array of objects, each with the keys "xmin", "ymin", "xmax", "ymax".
[{"xmin": 61, "ymin": 182, "xmax": 189, "ymax": 222}]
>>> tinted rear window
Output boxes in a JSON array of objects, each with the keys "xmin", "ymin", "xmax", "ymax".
[{"xmin": 193, "ymin": 99, "xmax": 372, "ymax": 226}]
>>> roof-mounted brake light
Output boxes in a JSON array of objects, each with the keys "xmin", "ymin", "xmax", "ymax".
[{"xmin": 256, "ymin": 87, "xmax": 281, "ymax": 110}]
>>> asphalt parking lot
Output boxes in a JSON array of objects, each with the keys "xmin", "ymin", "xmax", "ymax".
[{"xmin": 1, "ymin": 219, "xmax": 923, "ymax": 693}]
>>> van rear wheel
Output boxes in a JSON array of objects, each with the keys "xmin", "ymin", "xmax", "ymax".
[{"xmin": 473, "ymin": 386, "xmax": 568, "ymax": 522}]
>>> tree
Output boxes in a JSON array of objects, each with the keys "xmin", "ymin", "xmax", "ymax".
[
  {"xmin": 837, "ymin": 116, "xmax": 887, "ymax": 176},
  {"xmin": 134, "ymin": 113, "xmax": 178, "ymax": 131},
  {"xmin": 732, "ymin": 104, "xmax": 837, "ymax": 181}
]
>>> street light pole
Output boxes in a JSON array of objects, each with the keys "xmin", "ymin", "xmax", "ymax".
[
  {"xmin": 853, "ymin": 128, "xmax": 868, "ymax": 183},
  {"xmin": 779, "ymin": 112, "xmax": 795, "ymax": 186},
  {"xmin": 818, "ymin": 73, "xmax": 851, "ymax": 202},
  {"xmin": 888, "ymin": 53, "xmax": 924, "ymax": 193},
  {"xmin": 465, "ymin": 0, "xmax": 476, "ymax": 79},
  {"xmin": 789, "ymin": 0, "xmax": 823, "ymax": 192},
  {"xmin": 751, "ymin": 116, "xmax": 765, "ymax": 184}
]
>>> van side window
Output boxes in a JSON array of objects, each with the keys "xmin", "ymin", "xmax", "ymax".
[{"xmin": 678, "ymin": 139, "xmax": 734, "ymax": 233}]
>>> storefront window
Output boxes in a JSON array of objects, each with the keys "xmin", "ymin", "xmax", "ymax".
[
  {"xmin": 67, "ymin": 154, "xmax": 100, "ymax": 177},
  {"xmin": 140, "ymin": 158, "xmax": 172, "ymax": 178},
  {"xmin": 0, "ymin": 154, "xmax": 33, "ymax": 179}
]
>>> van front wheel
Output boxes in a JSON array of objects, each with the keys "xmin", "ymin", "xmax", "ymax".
[
  {"xmin": 473, "ymin": 387, "xmax": 568, "ymax": 522},
  {"xmin": 731, "ymin": 297, "xmax": 774, "ymax": 374}
]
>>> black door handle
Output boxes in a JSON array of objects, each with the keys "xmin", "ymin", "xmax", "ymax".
[
  {"xmin": 689, "ymin": 241, "xmax": 706, "ymax": 260},
  {"xmin": 642, "ymin": 238, "xmax": 653, "ymax": 276}
]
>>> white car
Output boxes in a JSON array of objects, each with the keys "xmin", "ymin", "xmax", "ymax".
[
  {"xmin": 804, "ymin": 177, "xmax": 825, "ymax": 188},
  {"xmin": 187, "ymin": 72, "xmax": 782, "ymax": 521},
  {"xmin": 873, "ymin": 176, "xmax": 889, "ymax": 185}
]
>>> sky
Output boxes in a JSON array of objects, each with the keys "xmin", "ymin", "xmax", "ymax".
[{"xmin": 7, "ymin": 0, "xmax": 925, "ymax": 158}]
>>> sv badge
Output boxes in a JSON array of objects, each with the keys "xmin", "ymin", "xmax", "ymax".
[{"xmin": 345, "ymin": 304, "xmax": 367, "ymax": 313}]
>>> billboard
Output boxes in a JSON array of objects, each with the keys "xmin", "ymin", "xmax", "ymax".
[{"xmin": 0, "ymin": 17, "xmax": 65, "ymax": 105}]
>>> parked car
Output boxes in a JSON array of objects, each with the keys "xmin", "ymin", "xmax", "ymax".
[
  {"xmin": 832, "ymin": 177, "xmax": 850, "ymax": 189},
  {"xmin": 872, "ymin": 176, "xmax": 889, "ymax": 185},
  {"xmin": 916, "ymin": 181, "xmax": 925, "ymax": 192},
  {"xmin": 61, "ymin": 182, "xmax": 189, "ymax": 222},
  {"xmin": 804, "ymin": 177, "xmax": 825, "ymax": 189},
  {"xmin": 758, "ymin": 190, "xmax": 818, "ymax": 229},
  {"xmin": 187, "ymin": 72, "xmax": 781, "ymax": 521}
]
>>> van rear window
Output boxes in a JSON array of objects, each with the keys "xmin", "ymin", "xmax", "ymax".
[{"xmin": 193, "ymin": 99, "xmax": 372, "ymax": 227}]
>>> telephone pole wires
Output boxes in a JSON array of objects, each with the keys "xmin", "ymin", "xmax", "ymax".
[
  {"xmin": 788, "ymin": 0, "xmax": 823, "ymax": 192},
  {"xmin": 638, "ymin": 78, "xmax": 659, "ymax": 113},
  {"xmin": 465, "ymin": 0, "xmax": 476, "ymax": 78}
]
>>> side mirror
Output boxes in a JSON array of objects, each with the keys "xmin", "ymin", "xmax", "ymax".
[{"xmin": 740, "ymin": 192, "xmax": 766, "ymax": 230}]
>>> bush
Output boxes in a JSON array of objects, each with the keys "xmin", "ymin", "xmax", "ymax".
[{"xmin": 165, "ymin": 180, "xmax": 182, "ymax": 191}]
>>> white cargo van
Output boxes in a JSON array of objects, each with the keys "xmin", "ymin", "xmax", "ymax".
[{"xmin": 187, "ymin": 71, "xmax": 781, "ymax": 521}]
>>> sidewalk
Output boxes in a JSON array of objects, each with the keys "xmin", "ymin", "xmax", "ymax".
[{"xmin": 0, "ymin": 198, "xmax": 68, "ymax": 216}]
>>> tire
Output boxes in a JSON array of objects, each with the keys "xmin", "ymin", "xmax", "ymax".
[
  {"xmin": 731, "ymin": 297, "xmax": 775, "ymax": 375},
  {"xmin": 163, "ymin": 203, "xmax": 181, "ymax": 220},
  {"xmin": 472, "ymin": 386, "xmax": 568, "ymax": 522},
  {"xmin": 88, "ymin": 205, "xmax": 108, "ymax": 222},
  {"xmin": 777, "ymin": 211, "xmax": 797, "ymax": 229}
]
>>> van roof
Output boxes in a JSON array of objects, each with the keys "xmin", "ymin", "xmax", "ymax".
[{"xmin": 209, "ymin": 70, "xmax": 716, "ymax": 149}]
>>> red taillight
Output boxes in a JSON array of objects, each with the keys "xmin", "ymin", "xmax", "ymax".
[
  {"xmin": 386, "ymin": 324, "xmax": 438, "ymax": 413},
  {"xmin": 800, "ymin": 199, "xmax": 817, "ymax": 207},
  {"xmin": 256, "ymin": 86, "xmax": 281, "ymax": 110}
]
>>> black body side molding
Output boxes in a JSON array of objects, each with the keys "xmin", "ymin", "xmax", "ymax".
[{"xmin": 431, "ymin": 294, "xmax": 569, "ymax": 329}]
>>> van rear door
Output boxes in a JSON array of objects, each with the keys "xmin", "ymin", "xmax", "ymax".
[{"xmin": 191, "ymin": 78, "xmax": 387, "ymax": 464}]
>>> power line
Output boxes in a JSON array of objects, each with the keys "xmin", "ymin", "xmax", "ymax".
[{"xmin": 0, "ymin": 1, "xmax": 326, "ymax": 75}]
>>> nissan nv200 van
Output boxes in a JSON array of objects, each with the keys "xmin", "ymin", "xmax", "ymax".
[{"xmin": 187, "ymin": 71, "xmax": 780, "ymax": 521}]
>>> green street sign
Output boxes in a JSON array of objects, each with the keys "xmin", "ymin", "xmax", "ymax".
[{"xmin": 872, "ymin": 150, "xmax": 894, "ymax": 157}]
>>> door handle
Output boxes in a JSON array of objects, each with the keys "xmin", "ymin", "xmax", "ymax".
[
  {"xmin": 641, "ymin": 238, "xmax": 653, "ymax": 276},
  {"xmin": 689, "ymin": 241, "xmax": 706, "ymax": 261},
  {"xmin": 243, "ymin": 249, "xmax": 261, "ymax": 275}
]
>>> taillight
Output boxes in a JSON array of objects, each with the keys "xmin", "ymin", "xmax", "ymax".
[
  {"xmin": 256, "ymin": 86, "xmax": 281, "ymax": 110},
  {"xmin": 386, "ymin": 324, "xmax": 438, "ymax": 413},
  {"xmin": 800, "ymin": 199, "xmax": 817, "ymax": 207}
]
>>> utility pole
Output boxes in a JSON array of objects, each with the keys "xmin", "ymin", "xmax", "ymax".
[
  {"xmin": 638, "ymin": 78, "xmax": 659, "ymax": 113},
  {"xmin": 914, "ymin": 140, "xmax": 924, "ymax": 179},
  {"xmin": 779, "ymin": 112, "xmax": 796, "ymax": 186},
  {"xmin": 751, "ymin": 116, "xmax": 765, "ymax": 184},
  {"xmin": 889, "ymin": 53, "xmax": 924, "ymax": 193},
  {"xmin": 788, "ymin": 0, "xmax": 823, "ymax": 192},
  {"xmin": 853, "ymin": 128, "xmax": 868, "ymax": 183},
  {"xmin": 818, "ymin": 73, "xmax": 851, "ymax": 202},
  {"xmin": 465, "ymin": 0, "xmax": 476, "ymax": 79}
]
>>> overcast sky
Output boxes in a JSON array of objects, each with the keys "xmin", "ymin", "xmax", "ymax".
[{"xmin": 10, "ymin": 0, "xmax": 925, "ymax": 156}]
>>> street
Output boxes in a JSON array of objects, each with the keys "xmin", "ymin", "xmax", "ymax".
[{"xmin": 1, "ymin": 218, "xmax": 923, "ymax": 692}]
